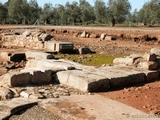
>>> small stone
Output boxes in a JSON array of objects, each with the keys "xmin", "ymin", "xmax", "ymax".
[
  {"xmin": 29, "ymin": 94, "xmax": 44, "ymax": 99},
  {"xmin": 88, "ymin": 92, "xmax": 94, "ymax": 95},
  {"xmin": 20, "ymin": 91, "xmax": 29, "ymax": 98},
  {"xmin": 143, "ymin": 106, "xmax": 147, "ymax": 108},
  {"xmin": 38, "ymin": 89, "xmax": 45, "ymax": 94}
]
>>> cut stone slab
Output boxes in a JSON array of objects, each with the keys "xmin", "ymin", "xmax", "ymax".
[
  {"xmin": 87, "ymin": 66, "xmax": 146, "ymax": 88},
  {"xmin": 25, "ymin": 51, "xmax": 54, "ymax": 60},
  {"xmin": 0, "ymin": 98, "xmax": 37, "ymax": 120},
  {"xmin": 26, "ymin": 59, "xmax": 75, "ymax": 71},
  {"xmin": 56, "ymin": 70, "xmax": 109, "ymax": 92},
  {"xmin": 0, "ymin": 72, "xmax": 32, "ymax": 87},
  {"xmin": 39, "ymin": 95, "xmax": 153, "ymax": 120},
  {"xmin": 21, "ymin": 68, "xmax": 56, "ymax": 84}
]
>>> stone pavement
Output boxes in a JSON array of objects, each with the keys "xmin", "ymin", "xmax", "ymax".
[
  {"xmin": 0, "ymin": 98, "xmax": 37, "ymax": 120},
  {"xmin": 0, "ymin": 95, "xmax": 159, "ymax": 120},
  {"xmin": 39, "ymin": 94, "xmax": 159, "ymax": 120}
]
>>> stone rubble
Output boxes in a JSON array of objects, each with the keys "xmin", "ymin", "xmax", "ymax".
[{"xmin": 0, "ymin": 47, "xmax": 160, "ymax": 99}]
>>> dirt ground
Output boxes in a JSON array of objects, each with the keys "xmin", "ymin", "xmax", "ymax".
[{"xmin": 0, "ymin": 26, "xmax": 160, "ymax": 117}]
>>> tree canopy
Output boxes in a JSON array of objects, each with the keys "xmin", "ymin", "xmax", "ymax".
[{"xmin": 0, "ymin": 0, "xmax": 159, "ymax": 25}]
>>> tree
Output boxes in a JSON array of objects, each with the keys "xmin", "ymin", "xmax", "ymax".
[
  {"xmin": 7, "ymin": 0, "xmax": 29, "ymax": 24},
  {"xmin": 0, "ymin": 2, "xmax": 8, "ymax": 24},
  {"xmin": 108, "ymin": 0, "xmax": 131, "ymax": 26},
  {"xmin": 137, "ymin": 0, "xmax": 160, "ymax": 24},
  {"xmin": 79, "ymin": 0, "xmax": 95, "ymax": 24},
  {"xmin": 65, "ymin": 1, "xmax": 81, "ymax": 25},
  {"xmin": 57, "ymin": 4, "xmax": 67, "ymax": 24},
  {"xmin": 40, "ymin": 3, "xmax": 54, "ymax": 24},
  {"xmin": 28, "ymin": 0, "xmax": 41, "ymax": 24},
  {"xmin": 94, "ymin": 0, "xmax": 108, "ymax": 24}
]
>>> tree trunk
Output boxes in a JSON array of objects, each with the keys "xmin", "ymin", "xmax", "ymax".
[{"xmin": 111, "ymin": 18, "xmax": 115, "ymax": 26}]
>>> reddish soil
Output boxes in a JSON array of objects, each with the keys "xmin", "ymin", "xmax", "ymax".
[{"xmin": 100, "ymin": 81, "xmax": 160, "ymax": 116}]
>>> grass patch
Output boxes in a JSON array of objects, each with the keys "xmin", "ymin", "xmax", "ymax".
[{"xmin": 54, "ymin": 53, "xmax": 128, "ymax": 67}]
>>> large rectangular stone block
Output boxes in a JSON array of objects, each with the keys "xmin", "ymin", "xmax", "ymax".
[
  {"xmin": 56, "ymin": 70, "xmax": 109, "ymax": 92},
  {"xmin": 26, "ymin": 59, "xmax": 75, "ymax": 71},
  {"xmin": 21, "ymin": 68, "xmax": 56, "ymax": 85},
  {"xmin": 25, "ymin": 51, "xmax": 54, "ymax": 60},
  {"xmin": 0, "ymin": 72, "xmax": 32, "ymax": 87}
]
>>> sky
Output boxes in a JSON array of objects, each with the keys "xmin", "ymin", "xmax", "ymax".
[{"xmin": 1, "ymin": 0, "xmax": 146, "ymax": 12}]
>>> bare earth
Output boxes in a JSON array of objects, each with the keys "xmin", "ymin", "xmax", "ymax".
[{"xmin": 0, "ymin": 25, "xmax": 160, "ymax": 118}]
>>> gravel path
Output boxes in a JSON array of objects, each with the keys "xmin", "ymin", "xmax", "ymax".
[{"xmin": 9, "ymin": 105, "xmax": 64, "ymax": 120}]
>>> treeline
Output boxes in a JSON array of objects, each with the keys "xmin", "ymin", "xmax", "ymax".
[{"xmin": 0, "ymin": 0, "xmax": 160, "ymax": 26}]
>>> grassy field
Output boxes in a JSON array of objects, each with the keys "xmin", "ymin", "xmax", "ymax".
[{"xmin": 54, "ymin": 53, "xmax": 128, "ymax": 66}]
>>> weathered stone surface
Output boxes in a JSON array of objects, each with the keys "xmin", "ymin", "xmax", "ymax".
[
  {"xmin": 0, "ymin": 98, "xmax": 37, "ymax": 120},
  {"xmin": 22, "ymin": 31, "xmax": 31, "ymax": 37},
  {"xmin": 150, "ymin": 48, "xmax": 160, "ymax": 56},
  {"xmin": 113, "ymin": 56, "xmax": 136, "ymax": 66},
  {"xmin": 56, "ymin": 70, "xmax": 109, "ymax": 92},
  {"xmin": 78, "ymin": 47, "xmax": 92, "ymax": 54},
  {"xmin": 29, "ymin": 94, "xmax": 44, "ymax": 99},
  {"xmin": 25, "ymin": 51, "xmax": 54, "ymax": 60},
  {"xmin": 0, "ymin": 52, "xmax": 25, "ymax": 62},
  {"xmin": 92, "ymin": 66, "xmax": 145, "ymax": 87},
  {"xmin": 144, "ymin": 70, "xmax": 159, "ymax": 82},
  {"xmin": 39, "ymin": 95, "xmax": 148, "ymax": 120},
  {"xmin": 89, "ymin": 34, "xmax": 97, "ymax": 38},
  {"xmin": 39, "ymin": 33, "xmax": 51, "ymax": 41},
  {"xmin": 0, "ymin": 87, "xmax": 14, "ymax": 100},
  {"xmin": 143, "ymin": 52, "xmax": 156, "ymax": 61},
  {"xmin": 100, "ymin": 33, "xmax": 106, "ymax": 40},
  {"xmin": 105, "ymin": 36, "xmax": 112, "ymax": 41},
  {"xmin": 21, "ymin": 68, "xmax": 56, "ymax": 84},
  {"xmin": 139, "ymin": 61, "xmax": 158, "ymax": 70},
  {"xmin": 0, "ymin": 72, "xmax": 32, "ymax": 87},
  {"xmin": 32, "ymin": 70, "xmax": 53, "ymax": 84},
  {"xmin": 25, "ymin": 59, "xmax": 75, "ymax": 71},
  {"xmin": 80, "ymin": 31, "xmax": 86, "ymax": 38},
  {"xmin": 0, "ymin": 52, "xmax": 10, "ymax": 61},
  {"xmin": 156, "ymin": 57, "xmax": 160, "ymax": 68}
]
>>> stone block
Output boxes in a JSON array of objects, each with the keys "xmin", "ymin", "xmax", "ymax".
[
  {"xmin": 89, "ymin": 34, "xmax": 97, "ymax": 38},
  {"xmin": 100, "ymin": 33, "xmax": 106, "ymax": 40},
  {"xmin": 0, "ymin": 52, "xmax": 10, "ymax": 61},
  {"xmin": 32, "ymin": 70, "xmax": 53, "ymax": 84},
  {"xmin": 139, "ymin": 61, "xmax": 158, "ymax": 70},
  {"xmin": 56, "ymin": 70, "xmax": 109, "ymax": 92},
  {"xmin": 0, "ymin": 72, "xmax": 32, "ymax": 87},
  {"xmin": 80, "ymin": 31, "xmax": 86, "ymax": 38},
  {"xmin": 25, "ymin": 51, "xmax": 54, "ymax": 60},
  {"xmin": 25, "ymin": 59, "xmax": 75, "ymax": 71},
  {"xmin": 143, "ymin": 52, "xmax": 156, "ymax": 61},
  {"xmin": 150, "ymin": 48, "xmax": 160, "ymax": 56},
  {"xmin": 113, "ymin": 56, "xmax": 135, "ymax": 66},
  {"xmin": 144, "ymin": 70, "xmax": 159, "ymax": 82},
  {"xmin": 105, "ymin": 36, "xmax": 112, "ymax": 41}
]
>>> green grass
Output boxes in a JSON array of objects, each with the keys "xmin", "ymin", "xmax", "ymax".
[{"xmin": 54, "ymin": 53, "xmax": 128, "ymax": 67}]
